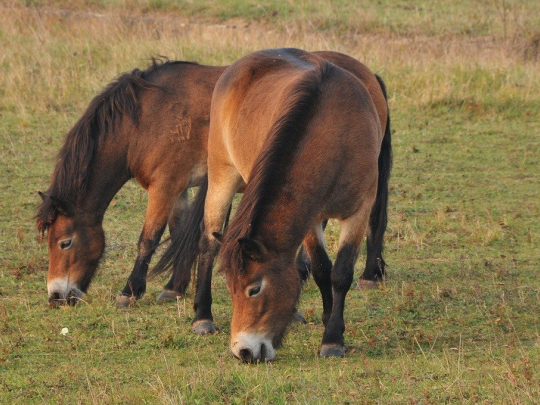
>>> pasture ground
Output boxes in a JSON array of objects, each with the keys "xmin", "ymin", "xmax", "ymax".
[{"xmin": 1, "ymin": 1, "xmax": 539, "ymax": 403}]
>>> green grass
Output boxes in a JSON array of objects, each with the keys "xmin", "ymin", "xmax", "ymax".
[{"xmin": 1, "ymin": 1, "xmax": 540, "ymax": 403}]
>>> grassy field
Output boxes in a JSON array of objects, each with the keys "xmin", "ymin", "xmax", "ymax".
[{"xmin": 1, "ymin": 0, "xmax": 539, "ymax": 403}]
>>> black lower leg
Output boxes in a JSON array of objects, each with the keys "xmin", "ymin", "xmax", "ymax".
[
  {"xmin": 121, "ymin": 227, "xmax": 165, "ymax": 298},
  {"xmin": 322, "ymin": 244, "xmax": 357, "ymax": 347},
  {"xmin": 309, "ymin": 244, "xmax": 333, "ymax": 326},
  {"xmin": 361, "ymin": 235, "xmax": 385, "ymax": 281},
  {"xmin": 193, "ymin": 236, "xmax": 219, "ymax": 322}
]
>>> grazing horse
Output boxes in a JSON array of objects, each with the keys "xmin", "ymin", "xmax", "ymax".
[
  {"xmin": 153, "ymin": 48, "xmax": 392, "ymax": 360},
  {"xmin": 214, "ymin": 48, "xmax": 386, "ymax": 361},
  {"xmin": 38, "ymin": 51, "xmax": 391, "ymax": 310},
  {"xmin": 37, "ymin": 59, "xmax": 225, "ymax": 307}
]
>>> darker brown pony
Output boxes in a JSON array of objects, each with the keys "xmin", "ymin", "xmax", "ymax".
[
  {"xmin": 153, "ymin": 48, "xmax": 392, "ymax": 361},
  {"xmin": 37, "ymin": 59, "xmax": 225, "ymax": 306}
]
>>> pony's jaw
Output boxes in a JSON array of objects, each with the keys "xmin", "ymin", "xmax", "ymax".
[
  {"xmin": 230, "ymin": 332, "xmax": 276, "ymax": 363},
  {"xmin": 47, "ymin": 278, "xmax": 84, "ymax": 307}
]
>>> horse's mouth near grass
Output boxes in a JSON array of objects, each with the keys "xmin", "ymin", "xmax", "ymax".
[{"xmin": 48, "ymin": 290, "xmax": 83, "ymax": 307}]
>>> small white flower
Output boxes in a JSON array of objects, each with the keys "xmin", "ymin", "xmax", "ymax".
[{"xmin": 60, "ymin": 327, "xmax": 69, "ymax": 336}]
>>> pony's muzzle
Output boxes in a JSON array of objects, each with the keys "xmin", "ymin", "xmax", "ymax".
[
  {"xmin": 47, "ymin": 279, "xmax": 83, "ymax": 307},
  {"xmin": 231, "ymin": 333, "xmax": 276, "ymax": 363},
  {"xmin": 235, "ymin": 345, "xmax": 272, "ymax": 363},
  {"xmin": 48, "ymin": 289, "xmax": 83, "ymax": 307}
]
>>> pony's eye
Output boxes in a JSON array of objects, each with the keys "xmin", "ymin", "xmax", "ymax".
[
  {"xmin": 59, "ymin": 238, "xmax": 73, "ymax": 250},
  {"xmin": 248, "ymin": 285, "xmax": 261, "ymax": 297}
]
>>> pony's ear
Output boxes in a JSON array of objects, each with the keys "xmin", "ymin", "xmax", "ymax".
[
  {"xmin": 212, "ymin": 232, "xmax": 224, "ymax": 244},
  {"xmin": 238, "ymin": 237, "xmax": 267, "ymax": 262},
  {"xmin": 48, "ymin": 195, "xmax": 73, "ymax": 217},
  {"xmin": 36, "ymin": 192, "xmax": 55, "ymax": 234}
]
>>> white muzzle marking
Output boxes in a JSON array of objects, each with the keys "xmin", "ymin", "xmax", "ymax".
[
  {"xmin": 231, "ymin": 331, "xmax": 276, "ymax": 362},
  {"xmin": 47, "ymin": 277, "xmax": 83, "ymax": 299}
]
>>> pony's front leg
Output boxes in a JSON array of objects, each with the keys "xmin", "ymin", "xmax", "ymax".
[
  {"xmin": 191, "ymin": 172, "xmax": 242, "ymax": 335},
  {"xmin": 191, "ymin": 234, "xmax": 220, "ymax": 335},
  {"xmin": 303, "ymin": 225, "xmax": 333, "ymax": 326},
  {"xmin": 319, "ymin": 244, "xmax": 358, "ymax": 357},
  {"xmin": 320, "ymin": 202, "xmax": 372, "ymax": 358},
  {"xmin": 296, "ymin": 220, "xmax": 328, "ymax": 284},
  {"xmin": 115, "ymin": 185, "xmax": 181, "ymax": 307},
  {"xmin": 116, "ymin": 224, "xmax": 167, "ymax": 306},
  {"xmin": 359, "ymin": 185, "xmax": 388, "ymax": 287}
]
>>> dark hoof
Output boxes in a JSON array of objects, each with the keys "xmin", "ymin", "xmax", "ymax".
[
  {"xmin": 192, "ymin": 319, "xmax": 216, "ymax": 335},
  {"xmin": 320, "ymin": 344, "xmax": 345, "ymax": 358},
  {"xmin": 156, "ymin": 289, "xmax": 181, "ymax": 303},
  {"xmin": 356, "ymin": 279, "xmax": 379, "ymax": 290},
  {"xmin": 115, "ymin": 294, "xmax": 136, "ymax": 308},
  {"xmin": 292, "ymin": 309, "xmax": 308, "ymax": 324}
]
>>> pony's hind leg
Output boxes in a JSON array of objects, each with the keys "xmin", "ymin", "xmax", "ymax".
[
  {"xmin": 359, "ymin": 233, "xmax": 385, "ymax": 289},
  {"xmin": 159, "ymin": 189, "xmax": 191, "ymax": 302},
  {"xmin": 167, "ymin": 189, "xmax": 190, "ymax": 237},
  {"xmin": 116, "ymin": 184, "xmax": 184, "ymax": 307},
  {"xmin": 320, "ymin": 195, "xmax": 374, "ymax": 358},
  {"xmin": 290, "ymin": 223, "xmax": 329, "ymax": 325},
  {"xmin": 296, "ymin": 219, "xmax": 328, "ymax": 284}
]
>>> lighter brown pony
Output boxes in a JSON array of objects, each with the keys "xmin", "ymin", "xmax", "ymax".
[{"xmin": 207, "ymin": 48, "xmax": 385, "ymax": 361}]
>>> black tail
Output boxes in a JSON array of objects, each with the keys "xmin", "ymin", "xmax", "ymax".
[
  {"xmin": 362, "ymin": 74, "xmax": 392, "ymax": 281},
  {"xmin": 150, "ymin": 175, "xmax": 208, "ymax": 292}
]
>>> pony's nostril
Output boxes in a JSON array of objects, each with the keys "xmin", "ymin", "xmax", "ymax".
[
  {"xmin": 48, "ymin": 292, "xmax": 64, "ymax": 307},
  {"xmin": 239, "ymin": 348, "xmax": 254, "ymax": 363},
  {"xmin": 66, "ymin": 290, "xmax": 80, "ymax": 306}
]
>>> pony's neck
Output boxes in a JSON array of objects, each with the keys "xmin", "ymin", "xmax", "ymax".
[
  {"xmin": 77, "ymin": 148, "xmax": 131, "ymax": 223},
  {"xmin": 253, "ymin": 184, "xmax": 316, "ymax": 255}
]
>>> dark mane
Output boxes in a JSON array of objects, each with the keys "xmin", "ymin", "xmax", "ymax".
[
  {"xmin": 220, "ymin": 59, "xmax": 332, "ymax": 276},
  {"xmin": 36, "ymin": 58, "xmax": 198, "ymax": 233}
]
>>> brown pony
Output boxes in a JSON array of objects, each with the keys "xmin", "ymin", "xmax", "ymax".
[
  {"xmin": 153, "ymin": 48, "xmax": 392, "ymax": 360},
  {"xmin": 39, "ymin": 51, "xmax": 390, "ymax": 312},
  {"xmin": 37, "ymin": 59, "xmax": 225, "ymax": 307},
  {"xmin": 216, "ymin": 48, "xmax": 386, "ymax": 361}
]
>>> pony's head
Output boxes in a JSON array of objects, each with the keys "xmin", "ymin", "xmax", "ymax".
[
  {"xmin": 222, "ymin": 235, "xmax": 301, "ymax": 362},
  {"xmin": 37, "ymin": 192, "xmax": 105, "ymax": 307}
]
